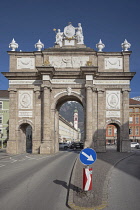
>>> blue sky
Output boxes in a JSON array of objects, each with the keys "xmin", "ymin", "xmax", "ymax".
[{"xmin": 0, "ymin": 0, "xmax": 140, "ymax": 98}]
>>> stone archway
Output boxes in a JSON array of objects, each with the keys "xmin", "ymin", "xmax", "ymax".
[
  {"xmin": 106, "ymin": 120, "xmax": 121, "ymax": 151},
  {"xmin": 3, "ymin": 23, "xmax": 135, "ymax": 154},
  {"xmin": 52, "ymin": 94, "xmax": 85, "ymax": 153},
  {"xmin": 18, "ymin": 123, "xmax": 32, "ymax": 153}
]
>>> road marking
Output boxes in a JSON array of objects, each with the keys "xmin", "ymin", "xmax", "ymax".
[
  {"xmin": 0, "ymin": 164, "xmax": 5, "ymax": 167},
  {"xmin": 10, "ymin": 157, "xmax": 18, "ymax": 163},
  {"xmin": 26, "ymin": 155, "xmax": 48, "ymax": 160}
]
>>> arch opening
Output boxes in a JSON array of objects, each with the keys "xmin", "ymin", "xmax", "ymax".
[
  {"xmin": 19, "ymin": 123, "xmax": 32, "ymax": 153},
  {"xmin": 106, "ymin": 123, "xmax": 120, "ymax": 151},
  {"xmin": 54, "ymin": 95, "xmax": 85, "ymax": 151}
]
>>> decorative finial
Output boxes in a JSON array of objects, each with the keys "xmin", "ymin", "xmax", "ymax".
[
  {"xmin": 9, "ymin": 38, "xmax": 19, "ymax": 51},
  {"xmin": 35, "ymin": 39, "xmax": 44, "ymax": 51},
  {"xmin": 121, "ymin": 39, "xmax": 131, "ymax": 51},
  {"xmin": 96, "ymin": 39, "xmax": 105, "ymax": 52}
]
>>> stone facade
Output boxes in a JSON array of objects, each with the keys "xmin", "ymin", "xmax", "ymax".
[
  {"xmin": 0, "ymin": 90, "xmax": 9, "ymax": 148},
  {"xmin": 59, "ymin": 115, "xmax": 80, "ymax": 143},
  {"xmin": 2, "ymin": 24, "xmax": 135, "ymax": 154}
]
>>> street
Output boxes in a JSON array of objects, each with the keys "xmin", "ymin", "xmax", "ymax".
[
  {"xmin": 0, "ymin": 150, "xmax": 78, "ymax": 210},
  {"xmin": 104, "ymin": 149, "xmax": 140, "ymax": 210}
]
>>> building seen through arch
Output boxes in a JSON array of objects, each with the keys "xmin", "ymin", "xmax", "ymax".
[{"xmin": 2, "ymin": 23, "xmax": 135, "ymax": 154}]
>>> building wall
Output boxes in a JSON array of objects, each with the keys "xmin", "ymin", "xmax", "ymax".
[
  {"xmin": 129, "ymin": 105, "xmax": 140, "ymax": 142},
  {"xmin": 59, "ymin": 115, "xmax": 80, "ymax": 143},
  {"xmin": 106, "ymin": 99, "xmax": 140, "ymax": 144},
  {"xmin": 0, "ymin": 98, "xmax": 9, "ymax": 148}
]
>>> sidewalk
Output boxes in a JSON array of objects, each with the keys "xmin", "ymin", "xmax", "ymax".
[{"xmin": 68, "ymin": 147, "xmax": 135, "ymax": 210}]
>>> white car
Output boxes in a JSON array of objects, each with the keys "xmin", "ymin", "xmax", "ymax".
[
  {"xmin": 59, "ymin": 142, "xmax": 69, "ymax": 150},
  {"xmin": 131, "ymin": 142, "xmax": 139, "ymax": 148}
]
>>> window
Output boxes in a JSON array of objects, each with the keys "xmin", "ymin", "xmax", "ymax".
[
  {"xmin": 0, "ymin": 101, "xmax": 2, "ymax": 110},
  {"xmin": 0, "ymin": 116, "xmax": 2, "ymax": 124},
  {"xmin": 135, "ymin": 108, "xmax": 139, "ymax": 113},
  {"xmin": 135, "ymin": 127, "xmax": 139, "ymax": 135},
  {"xmin": 108, "ymin": 127, "xmax": 112, "ymax": 136},
  {"xmin": 129, "ymin": 116, "xmax": 133, "ymax": 123},
  {"xmin": 135, "ymin": 116, "xmax": 139, "ymax": 124},
  {"xmin": 129, "ymin": 108, "xmax": 133, "ymax": 112},
  {"xmin": 129, "ymin": 127, "xmax": 132, "ymax": 135}
]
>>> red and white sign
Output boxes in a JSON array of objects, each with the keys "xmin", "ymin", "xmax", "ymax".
[{"xmin": 83, "ymin": 167, "xmax": 92, "ymax": 191}]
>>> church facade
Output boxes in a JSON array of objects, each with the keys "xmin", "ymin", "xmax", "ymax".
[{"xmin": 3, "ymin": 23, "xmax": 135, "ymax": 154}]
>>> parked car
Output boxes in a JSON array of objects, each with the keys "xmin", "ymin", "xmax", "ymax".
[
  {"xmin": 130, "ymin": 142, "xmax": 140, "ymax": 148},
  {"xmin": 59, "ymin": 142, "xmax": 69, "ymax": 150},
  {"xmin": 69, "ymin": 142, "xmax": 84, "ymax": 150},
  {"xmin": 135, "ymin": 143, "xmax": 140, "ymax": 149}
]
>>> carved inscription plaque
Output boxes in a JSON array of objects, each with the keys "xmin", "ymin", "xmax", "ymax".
[
  {"xmin": 19, "ymin": 111, "xmax": 32, "ymax": 117},
  {"xmin": 106, "ymin": 111, "xmax": 120, "ymax": 118}
]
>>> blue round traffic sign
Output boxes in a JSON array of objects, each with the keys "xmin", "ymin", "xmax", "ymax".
[{"xmin": 79, "ymin": 148, "xmax": 97, "ymax": 165}]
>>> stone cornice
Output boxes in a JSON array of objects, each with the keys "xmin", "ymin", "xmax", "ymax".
[
  {"xmin": 2, "ymin": 72, "xmax": 39, "ymax": 80},
  {"xmin": 97, "ymin": 51, "xmax": 132, "ymax": 56},
  {"xmin": 95, "ymin": 72, "xmax": 136, "ymax": 80},
  {"xmin": 36, "ymin": 66, "xmax": 55, "ymax": 78},
  {"xmin": 80, "ymin": 66, "xmax": 98, "ymax": 76}
]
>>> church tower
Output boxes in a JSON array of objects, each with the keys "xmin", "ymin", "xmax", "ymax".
[{"xmin": 74, "ymin": 107, "xmax": 78, "ymax": 130}]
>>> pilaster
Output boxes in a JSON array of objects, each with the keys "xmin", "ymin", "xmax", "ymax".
[
  {"xmin": 33, "ymin": 88, "xmax": 41, "ymax": 153},
  {"xmin": 40, "ymin": 83, "xmax": 52, "ymax": 154},
  {"xmin": 121, "ymin": 88, "xmax": 131, "ymax": 152},
  {"xmin": 7, "ymin": 89, "xmax": 17, "ymax": 154},
  {"xmin": 96, "ymin": 88, "xmax": 106, "ymax": 152},
  {"xmin": 85, "ymin": 85, "xmax": 93, "ymax": 148}
]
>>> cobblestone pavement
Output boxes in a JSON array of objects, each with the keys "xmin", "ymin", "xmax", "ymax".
[{"xmin": 68, "ymin": 146, "xmax": 135, "ymax": 210}]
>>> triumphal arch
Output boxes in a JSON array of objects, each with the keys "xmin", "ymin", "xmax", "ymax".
[{"xmin": 3, "ymin": 23, "xmax": 135, "ymax": 154}]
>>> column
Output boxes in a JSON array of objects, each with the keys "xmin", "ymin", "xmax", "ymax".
[
  {"xmin": 33, "ymin": 88, "xmax": 41, "ymax": 153},
  {"xmin": 121, "ymin": 89, "xmax": 130, "ymax": 152},
  {"xmin": 40, "ymin": 84, "xmax": 52, "ymax": 154},
  {"xmin": 7, "ymin": 89, "xmax": 17, "ymax": 154},
  {"xmin": 96, "ymin": 89, "xmax": 106, "ymax": 152},
  {"xmin": 92, "ymin": 88, "xmax": 98, "ymax": 148},
  {"xmin": 85, "ymin": 85, "xmax": 93, "ymax": 148}
]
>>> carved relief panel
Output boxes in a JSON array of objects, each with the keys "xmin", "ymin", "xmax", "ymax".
[
  {"xmin": 17, "ymin": 57, "xmax": 35, "ymax": 69},
  {"xmin": 49, "ymin": 56, "xmax": 89, "ymax": 68},
  {"xmin": 105, "ymin": 57, "xmax": 122, "ymax": 69},
  {"xmin": 18, "ymin": 90, "xmax": 33, "ymax": 109},
  {"xmin": 106, "ymin": 91, "xmax": 120, "ymax": 110}
]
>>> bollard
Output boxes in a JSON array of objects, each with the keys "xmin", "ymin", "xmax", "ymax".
[{"xmin": 83, "ymin": 166, "xmax": 92, "ymax": 191}]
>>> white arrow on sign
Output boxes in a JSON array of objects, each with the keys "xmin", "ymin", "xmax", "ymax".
[{"xmin": 81, "ymin": 151, "xmax": 94, "ymax": 161}]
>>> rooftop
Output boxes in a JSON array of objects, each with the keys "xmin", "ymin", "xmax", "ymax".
[
  {"xmin": 0, "ymin": 90, "xmax": 9, "ymax": 99},
  {"xmin": 129, "ymin": 98, "xmax": 140, "ymax": 105}
]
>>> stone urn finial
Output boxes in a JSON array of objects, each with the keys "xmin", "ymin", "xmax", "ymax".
[
  {"xmin": 121, "ymin": 39, "xmax": 131, "ymax": 51},
  {"xmin": 96, "ymin": 39, "xmax": 105, "ymax": 52},
  {"xmin": 35, "ymin": 39, "xmax": 44, "ymax": 51},
  {"xmin": 9, "ymin": 38, "xmax": 19, "ymax": 51}
]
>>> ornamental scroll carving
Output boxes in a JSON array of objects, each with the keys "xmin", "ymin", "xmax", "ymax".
[
  {"xmin": 49, "ymin": 56, "xmax": 89, "ymax": 68},
  {"xmin": 17, "ymin": 57, "xmax": 35, "ymax": 69},
  {"xmin": 105, "ymin": 57, "xmax": 122, "ymax": 69},
  {"xmin": 18, "ymin": 90, "xmax": 33, "ymax": 109}
]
